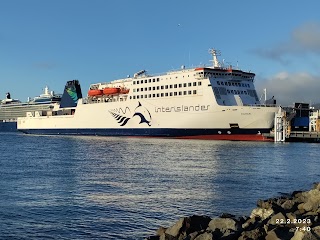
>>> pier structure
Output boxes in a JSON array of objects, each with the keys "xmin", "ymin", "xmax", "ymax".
[{"xmin": 270, "ymin": 104, "xmax": 320, "ymax": 142}]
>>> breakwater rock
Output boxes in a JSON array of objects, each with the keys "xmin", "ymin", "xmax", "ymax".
[{"xmin": 146, "ymin": 183, "xmax": 320, "ymax": 240}]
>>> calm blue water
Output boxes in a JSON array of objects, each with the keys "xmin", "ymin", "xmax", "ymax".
[{"xmin": 0, "ymin": 132, "xmax": 319, "ymax": 239}]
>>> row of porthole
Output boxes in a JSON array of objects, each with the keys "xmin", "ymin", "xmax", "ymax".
[
  {"xmin": 133, "ymin": 81, "xmax": 201, "ymax": 92},
  {"xmin": 130, "ymin": 90, "xmax": 197, "ymax": 99}
]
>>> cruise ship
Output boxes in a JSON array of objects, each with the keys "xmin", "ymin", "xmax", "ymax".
[
  {"xmin": 0, "ymin": 86, "xmax": 61, "ymax": 131},
  {"xmin": 17, "ymin": 49, "xmax": 280, "ymax": 141}
]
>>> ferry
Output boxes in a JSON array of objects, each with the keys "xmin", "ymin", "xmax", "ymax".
[
  {"xmin": 0, "ymin": 86, "xmax": 61, "ymax": 131},
  {"xmin": 17, "ymin": 49, "xmax": 280, "ymax": 141}
]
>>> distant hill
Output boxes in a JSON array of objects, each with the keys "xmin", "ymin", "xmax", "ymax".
[{"xmin": 311, "ymin": 103, "xmax": 320, "ymax": 109}]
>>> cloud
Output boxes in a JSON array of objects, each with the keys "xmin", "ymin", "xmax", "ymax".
[
  {"xmin": 256, "ymin": 71, "xmax": 320, "ymax": 106},
  {"xmin": 253, "ymin": 22, "xmax": 320, "ymax": 62}
]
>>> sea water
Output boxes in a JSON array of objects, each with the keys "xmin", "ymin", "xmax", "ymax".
[{"xmin": 0, "ymin": 132, "xmax": 319, "ymax": 239}]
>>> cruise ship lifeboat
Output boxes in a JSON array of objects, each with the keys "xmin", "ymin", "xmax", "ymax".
[
  {"xmin": 120, "ymin": 88, "xmax": 130, "ymax": 94},
  {"xmin": 103, "ymin": 87, "xmax": 120, "ymax": 95},
  {"xmin": 88, "ymin": 89, "xmax": 103, "ymax": 96}
]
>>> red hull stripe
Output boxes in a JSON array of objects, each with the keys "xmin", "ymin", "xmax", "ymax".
[{"xmin": 174, "ymin": 134, "xmax": 273, "ymax": 141}]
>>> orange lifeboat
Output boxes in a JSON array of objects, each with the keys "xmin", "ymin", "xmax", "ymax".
[
  {"xmin": 120, "ymin": 88, "xmax": 130, "ymax": 94},
  {"xmin": 88, "ymin": 89, "xmax": 103, "ymax": 96},
  {"xmin": 103, "ymin": 87, "xmax": 120, "ymax": 95}
]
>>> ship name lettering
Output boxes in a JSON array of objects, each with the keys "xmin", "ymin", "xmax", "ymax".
[{"xmin": 155, "ymin": 105, "xmax": 210, "ymax": 113}]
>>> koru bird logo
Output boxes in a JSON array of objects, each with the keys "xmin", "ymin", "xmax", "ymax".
[{"xmin": 109, "ymin": 102, "xmax": 152, "ymax": 126}]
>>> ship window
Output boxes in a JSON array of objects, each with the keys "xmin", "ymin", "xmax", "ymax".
[
  {"xmin": 165, "ymin": 85, "xmax": 168, "ymax": 89},
  {"xmin": 145, "ymin": 80, "xmax": 147, "ymax": 83},
  {"xmin": 141, "ymin": 95, "xmax": 144, "ymax": 99},
  {"xmin": 137, "ymin": 81, "xmax": 139, "ymax": 84},
  {"xmin": 193, "ymin": 82, "xmax": 196, "ymax": 86},
  {"xmin": 157, "ymin": 78, "xmax": 160, "ymax": 82},
  {"xmin": 157, "ymin": 86, "xmax": 159, "ymax": 90},
  {"xmin": 227, "ymin": 90, "xmax": 230, "ymax": 93},
  {"xmin": 165, "ymin": 93, "xmax": 168, "ymax": 96},
  {"xmin": 183, "ymin": 91, "xmax": 187, "ymax": 95},
  {"xmin": 161, "ymin": 86, "xmax": 164, "ymax": 90},
  {"xmin": 232, "ymin": 83, "xmax": 235, "ymax": 86},
  {"xmin": 133, "ymin": 89, "xmax": 136, "ymax": 92},
  {"xmin": 170, "ymin": 85, "xmax": 173, "ymax": 88},
  {"xmin": 157, "ymin": 93, "xmax": 159, "ymax": 97},
  {"xmin": 174, "ymin": 84, "xmax": 177, "ymax": 88},
  {"xmin": 153, "ymin": 87, "xmax": 155, "ymax": 90},
  {"xmin": 170, "ymin": 92, "xmax": 173, "ymax": 96},
  {"xmin": 140, "ymin": 80, "xmax": 143, "ymax": 84},
  {"xmin": 188, "ymin": 83, "xmax": 192, "ymax": 87},
  {"xmin": 137, "ymin": 88, "xmax": 139, "ymax": 92},
  {"xmin": 145, "ymin": 87, "xmax": 147, "ymax": 91},
  {"xmin": 161, "ymin": 93, "xmax": 164, "ymax": 97},
  {"xmin": 183, "ymin": 83, "xmax": 187, "ymax": 87},
  {"xmin": 179, "ymin": 84, "xmax": 182, "ymax": 88},
  {"xmin": 153, "ymin": 94, "xmax": 155, "ymax": 97},
  {"xmin": 174, "ymin": 92, "xmax": 177, "ymax": 96},
  {"xmin": 149, "ymin": 94, "xmax": 152, "ymax": 98},
  {"xmin": 193, "ymin": 90, "xmax": 197, "ymax": 94},
  {"xmin": 217, "ymin": 81, "xmax": 220, "ymax": 85},
  {"xmin": 153, "ymin": 79, "xmax": 156, "ymax": 82},
  {"xmin": 137, "ymin": 95, "xmax": 139, "ymax": 99},
  {"xmin": 133, "ymin": 96, "xmax": 136, "ymax": 99},
  {"xmin": 141, "ymin": 88, "xmax": 143, "ymax": 91},
  {"xmin": 179, "ymin": 91, "xmax": 182, "ymax": 95},
  {"xmin": 149, "ymin": 79, "xmax": 151, "ymax": 83},
  {"xmin": 149, "ymin": 87, "xmax": 151, "ymax": 91},
  {"xmin": 129, "ymin": 96, "xmax": 132, "ymax": 99},
  {"xmin": 198, "ymin": 82, "xmax": 202, "ymax": 86},
  {"xmin": 133, "ymin": 81, "xmax": 136, "ymax": 85}
]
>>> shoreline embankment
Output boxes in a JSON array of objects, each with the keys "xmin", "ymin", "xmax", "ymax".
[{"xmin": 146, "ymin": 183, "xmax": 320, "ymax": 240}]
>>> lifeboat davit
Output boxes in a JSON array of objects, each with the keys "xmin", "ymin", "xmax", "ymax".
[
  {"xmin": 103, "ymin": 87, "xmax": 120, "ymax": 95},
  {"xmin": 120, "ymin": 88, "xmax": 130, "ymax": 94},
  {"xmin": 88, "ymin": 89, "xmax": 103, "ymax": 96}
]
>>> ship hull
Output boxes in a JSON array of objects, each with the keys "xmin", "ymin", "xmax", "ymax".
[
  {"xmin": 0, "ymin": 121, "xmax": 17, "ymax": 132},
  {"xmin": 18, "ymin": 98, "xmax": 279, "ymax": 141},
  {"xmin": 19, "ymin": 127, "xmax": 273, "ymax": 141}
]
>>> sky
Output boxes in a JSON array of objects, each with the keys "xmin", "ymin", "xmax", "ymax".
[{"xmin": 1, "ymin": 0, "xmax": 320, "ymax": 106}]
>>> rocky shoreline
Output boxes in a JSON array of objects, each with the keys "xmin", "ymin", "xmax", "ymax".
[{"xmin": 146, "ymin": 183, "xmax": 320, "ymax": 240}]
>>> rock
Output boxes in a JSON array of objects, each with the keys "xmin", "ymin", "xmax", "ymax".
[
  {"xmin": 281, "ymin": 200, "xmax": 296, "ymax": 211},
  {"xmin": 165, "ymin": 217, "xmax": 184, "ymax": 237},
  {"xmin": 250, "ymin": 207, "xmax": 274, "ymax": 220},
  {"xmin": 156, "ymin": 226, "xmax": 167, "ymax": 236},
  {"xmin": 240, "ymin": 227, "xmax": 266, "ymax": 239},
  {"xmin": 145, "ymin": 235, "xmax": 160, "ymax": 240},
  {"xmin": 290, "ymin": 230, "xmax": 305, "ymax": 240},
  {"xmin": 268, "ymin": 212, "xmax": 287, "ymax": 225},
  {"xmin": 265, "ymin": 229, "xmax": 281, "ymax": 240},
  {"xmin": 208, "ymin": 217, "xmax": 238, "ymax": 232},
  {"xmin": 242, "ymin": 216, "xmax": 260, "ymax": 230},
  {"xmin": 187, "ymin": 215, "xmax": 211, "ymax": 235},
  {"xmin": 312, "ymin": 182, "xmax": 320, "ymax": 191},
  {"xmin": 193, "ymin": 232, "xmax": 212, "ymax": 240},
  {"xmin": 312, "ymin": 226, "xmax": 320, "ymax": 237}
]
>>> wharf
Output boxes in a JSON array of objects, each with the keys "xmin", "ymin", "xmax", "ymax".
[
  {"xmin": 287, "ymin": 131, "xmax": 320, "ymax": 142},
  {"xmin": 263, "ymin": 131, "xmax": 320, "ymax": 143}
]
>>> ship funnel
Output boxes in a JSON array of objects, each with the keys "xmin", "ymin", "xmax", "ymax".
[{"xmin": 60, "ymin": 80, "xmax": 83, "ymax": 108}]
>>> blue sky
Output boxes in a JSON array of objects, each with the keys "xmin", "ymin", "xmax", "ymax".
[{"xmin": 1, "ymin": 0, "xmax": 320, "ymax": 105}]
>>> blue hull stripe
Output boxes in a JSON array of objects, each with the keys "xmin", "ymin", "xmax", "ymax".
[
  {"xmin": 18, "ymin": 128, "xmax": 271, "ymax": 136},
  {"xmin": 0, "ymin": 122, "xmax": 17, "ymax": 132}
]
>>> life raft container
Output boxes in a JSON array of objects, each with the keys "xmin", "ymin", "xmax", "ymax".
[
  {"xmin": 103, "ymin": 87, "xmax": 120, "ymax": 95},
  {"xmin": 120, "ymin": 88, "xmax": 130, "ymax": 94},
  {"xmin": 88, "ymin": 89, "xmax": 103, "ymax": 96}
]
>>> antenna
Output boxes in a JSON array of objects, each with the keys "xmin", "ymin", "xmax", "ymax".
[{"xmin": 208, "ymin": 48, "xmax": 221, "ymax": 68}]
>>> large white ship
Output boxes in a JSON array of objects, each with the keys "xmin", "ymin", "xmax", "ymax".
[
  {"xmin": 18, "ymin": 49, "xmax": 279, "ymax": 141},
  {"xmin": 0, "ymin": 86, "xmax": 61, "ymax": 131}
]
